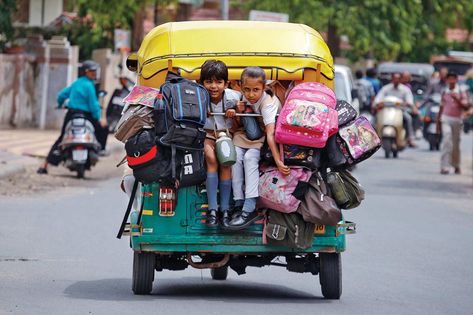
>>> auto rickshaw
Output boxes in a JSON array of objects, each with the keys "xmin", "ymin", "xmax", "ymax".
[{"xmin": 121, "ymin": 21, "xmax": 356, "ymax": 299}]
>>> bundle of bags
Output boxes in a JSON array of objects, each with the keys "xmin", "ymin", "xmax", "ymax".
[
  {"xmin": 115, "ymin": 73, "xmax": 209, "ymax": 188},
  {"xmin": 259, "ymin": 82, "xmax": 381, "ymax": 249}
]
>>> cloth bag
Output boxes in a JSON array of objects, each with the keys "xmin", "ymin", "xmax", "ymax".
[
  {"xmin": 294, "ymin": 173, "xmax": 342, "ymax": 225},
  {"xmin": 263, "ymin": 209, "xmax": 315, "ymax": 249},
  {"xmin": 326, "ymin": 170, "xmax": 365, "ymax": 209}
]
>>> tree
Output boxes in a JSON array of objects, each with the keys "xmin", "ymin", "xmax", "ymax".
[
  {"xmin": 0, "ymin": 0, "xmax": 17, "ymax": 51},
  {"xmin": 61, "ymin": 0, "xmax": 149, "ymax": 59},
  {"xmin": 240, "ymin": 0, "xmax": 473, "ymax": 62}
]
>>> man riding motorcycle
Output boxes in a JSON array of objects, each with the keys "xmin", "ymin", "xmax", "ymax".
[
  {"xmin": 373, "ymin": 73, "xmax": 417, "ymax": 147},
  {"xmin": 37, "ymin": 60, "xmax": 108, "ymax": 174}
]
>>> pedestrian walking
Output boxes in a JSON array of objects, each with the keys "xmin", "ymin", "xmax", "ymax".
[{"xmin": 437, "ymin": 72, "xmax": 470, "ymax": 174}]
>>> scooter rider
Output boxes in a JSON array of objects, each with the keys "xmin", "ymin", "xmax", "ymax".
[
  {"xmin": 374, "ymin": 73, "xmax": 417, "ymax": 147},
  {"xmin": 37, "ymin": 60, "xmax": 108, "ymax": 174}
]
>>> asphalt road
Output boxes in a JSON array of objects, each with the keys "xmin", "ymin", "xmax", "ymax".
[{"xmin": 1, "ymin": 135, "xmax": 472, "ymax": 315}]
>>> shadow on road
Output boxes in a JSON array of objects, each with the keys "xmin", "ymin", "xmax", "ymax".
[{"xmin": 64, "ymin": 277, "xmax": 327, "ymax": 303}]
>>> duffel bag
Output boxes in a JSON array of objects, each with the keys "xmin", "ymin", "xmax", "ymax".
[{"xmin": 263, "ymin": 209, "xmax": 315, "ymax": 250}]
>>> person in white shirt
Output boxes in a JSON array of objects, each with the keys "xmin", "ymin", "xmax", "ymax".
[{"xmin": 374, "ymin": 73, "xmax": 417, "ymax": 147}]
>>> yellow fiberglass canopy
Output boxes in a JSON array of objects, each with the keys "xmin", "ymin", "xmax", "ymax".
[{"xmin": 132, "ymin": 21, "xmax": 334, "ymax": 87}]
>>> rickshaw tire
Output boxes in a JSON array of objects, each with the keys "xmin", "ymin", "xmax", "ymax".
[
  {"xmin": 210, "ymin": 266, "xmax": 228, "ymax": 280},
  {"xmin": 319, "ymin": 253, "xmax": 342, "ymax": 300},
  {"xmin": 132, "ymin": 252, "xmax": 155, "ymax": 295}
]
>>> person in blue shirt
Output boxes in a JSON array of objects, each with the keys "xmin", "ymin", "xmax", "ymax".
[
  {"xmin": 365, "ymin": 68, "xmax": 381, "ymax": 94},
  {"xmin": 37, "ymin": 60, "xmax": 108, "ymax": 174}
]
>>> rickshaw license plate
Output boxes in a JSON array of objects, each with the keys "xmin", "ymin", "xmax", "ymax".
[{"xmin": 314, "ymin": 225, "xmax": 326, "ymax": 234}]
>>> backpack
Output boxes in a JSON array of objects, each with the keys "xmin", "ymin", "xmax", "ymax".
[
  {"xmin": 152, "ymin": 73, "xmax": 210, "ymax": 186},
  {"xmin": 335, "ymin": 100, "xmax": 357, "ymax": 127},
  {"xmin": 260, "ymin": 142, "xmax": 321, "ymax": 170},
  {"xmin": 325, "ymin": 116, "xmax": 381, "ymax": 167},
  {"xmin": 275, "ymin": 82, "xmax": 338, "ymax": 148},
  {"xmin": 115, "ymin": 85, "xmax": 160, "ymax": 142},
  {"xmin": 178, "ymin": 149, "xmax": 206, "ymax": 188},
  {"xmin": 263, "ymin": 210, "xmax": 315, "ymax": 249},
  {"xmin": 258, "ymin": 166, "xmax": 312, "ymax": 213},
  {"xmin": 125, "ymin": 129, "xmax": 173, "ymax": 185},
  {"xmin": 294, "ymin": 173, "xmax": 342, "ymax": 225},
  {"xmin": 155, "ymin": 72, "xmax": 208, "ymax": 150}
]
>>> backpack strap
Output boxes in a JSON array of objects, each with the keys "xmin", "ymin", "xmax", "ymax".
[{"xmin": 116, "ymin": 179, "xmax": 139, "ymax": 239}]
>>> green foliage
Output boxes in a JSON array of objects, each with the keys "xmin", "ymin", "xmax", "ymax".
[
  {"xmin": 241, "ymin": 0, "xmax": 473, "ymax": 62},
  {"xmin": 0, "ymin": 0, "xmax": 17, "ymax": 51},
  {"xmin": 60, "ymin": 0, "xmax": 148, "ymax": 60}
]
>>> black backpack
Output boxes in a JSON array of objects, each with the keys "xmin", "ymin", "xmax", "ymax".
[
  {"xmin": 152, "ymin": 73, "xmax": 209, "ymax": 187},
  {"xmin": 155, "ymin": 72, "xmax": 208, "ymax": 150},
  {"xmin": 125, "ymin": 129, "xmax": 173, "ymax": 185}
]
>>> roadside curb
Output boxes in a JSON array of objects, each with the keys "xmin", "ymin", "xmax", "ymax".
[{"xmin": 0, "ymin": 138, "xmax": 124, "ymax": 181}]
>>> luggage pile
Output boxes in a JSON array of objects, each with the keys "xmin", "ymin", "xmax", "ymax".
[
  {"xmin": 260, "ymin": 82, "xmax": 381, "ymax": 249},
  {"xmin": 116, "ymin": 73, "xmax": 209, "ymax": 188}
]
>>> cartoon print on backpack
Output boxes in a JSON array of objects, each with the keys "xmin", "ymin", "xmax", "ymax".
[
  {"xmin": 339, "ymin": 117, "xmax": 380, "ymax": 159},
  {"xmin": 285, "ymin": 101, "xmax": 328, "ymax": 130}
]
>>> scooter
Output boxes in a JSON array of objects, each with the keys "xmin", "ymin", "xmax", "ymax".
[
  {"xmin": 421, "ymin": 93, "xmax": 441, "ymax": 151},
  {"xmin": 375, "ymin": 96, "xmax": 406, "ymax": 158},
  {"xmin": 106, "ymin": 78, "xmax": 133, "ymax": 132},
  {"xmin": 58, "ymin": 113, "xmax": 101, "ymax": 178}
]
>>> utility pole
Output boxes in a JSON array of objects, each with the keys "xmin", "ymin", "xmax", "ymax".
[{"xmin": 221, "ymin": 0, "xmax": 229, "ymax": 20}]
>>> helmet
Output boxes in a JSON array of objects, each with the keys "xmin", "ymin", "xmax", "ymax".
[{"xmin": 81, "ymin": 60, "xmax": 99, "ymax": 72}]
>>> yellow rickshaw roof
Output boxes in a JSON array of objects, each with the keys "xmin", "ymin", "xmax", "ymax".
[{"xmin": 136, "ymin": 21, "xmax": 334, "ymax": 81}]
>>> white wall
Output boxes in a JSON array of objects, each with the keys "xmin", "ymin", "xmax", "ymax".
[{"xmin": 28, "ymin": 0, "xmax": 63, "ymax": 26}]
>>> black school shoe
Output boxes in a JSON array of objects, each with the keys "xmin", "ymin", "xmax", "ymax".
[
  {"xmin": 220, "ymin": 210, "xmax": 231, "ymax": 229},
  {"xmin": 225, "ymin": 211, "xmax": 259, "ymax": 231},
  {"xmin": 205, "ymin": 209, "xmax": 219, "ymax": 227}
]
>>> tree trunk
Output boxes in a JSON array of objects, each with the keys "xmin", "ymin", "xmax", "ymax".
[{"xmin": 327, "ymin": 20, "xmax": 340, "ymax": 58}]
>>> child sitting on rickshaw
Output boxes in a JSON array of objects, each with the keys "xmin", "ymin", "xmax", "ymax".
[
  {"xmin": 200, "ymin": 60, "xmax": 240, "ymax": 228},
  {"xmin": 226, "ymin": 66, "xmax": 290, "ymax": 230}
]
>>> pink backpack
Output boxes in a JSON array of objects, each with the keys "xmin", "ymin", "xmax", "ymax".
[
  {"xmin": 258, "ymin": 166, "xmax": 312, "ymax": 213},
  {"xmin": 275, "ymin": 82, "xmax": 338, "ymax": 148}
]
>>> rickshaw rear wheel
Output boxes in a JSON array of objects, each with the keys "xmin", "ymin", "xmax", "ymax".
[
  {"xmin": 319, "ymin": 253, "xmax": 342, "ymax": 299},
  {"xmin": 132, "ymin": 252, "xmax": 155, "ymax": 295},
  {"xmin": 210, "ymin": 266, "xmax": 228, "ymax": 280}
]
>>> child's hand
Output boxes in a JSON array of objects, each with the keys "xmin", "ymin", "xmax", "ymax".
[
  {"xmin": 236, "ymin": 101, "xmax": 246, "ymax": 113},
  {"xmin": 225, "ymin": 109, "xmax": 236, "ymax": 118},
  {"xmin": 276, "ymin": 160, "xmax": 291, "ymax": 176}
]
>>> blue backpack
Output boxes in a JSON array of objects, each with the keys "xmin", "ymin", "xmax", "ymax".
[
  {"xmin": 155, "ymin": 72, "xmax": 208, "ymax": 150},
  {"xmin": 153, "ymin": 73, "xmax": 209, "ymax": 187}
]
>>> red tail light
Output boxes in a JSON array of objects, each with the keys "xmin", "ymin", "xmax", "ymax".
[
  {"xmin": 159, "ymin": 187, "xmax": 176, "ymax": 216},
  {"xmin": 75, "ymin": 145, "xmax": 85, "ymax": 150}
]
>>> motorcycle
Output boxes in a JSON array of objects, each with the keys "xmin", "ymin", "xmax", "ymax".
[
  {"xmin": 106, "ymin": 78, "xmax": 133, "ymax": 132},
  {"xmin": 375, "ymin": 96, "xmax": 407, "ymax": 158},
  {"xmin": 58, "ymin": 112, "xmax": 101, "ymax": 178},
  {"xmin": 421, "ymin": 93, "xmax": 442, "ymax": 151}
]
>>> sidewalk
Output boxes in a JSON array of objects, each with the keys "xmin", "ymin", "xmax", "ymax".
[{"xmin": 0, "ymin": 128, "xmax": 123, "ymax": 179}]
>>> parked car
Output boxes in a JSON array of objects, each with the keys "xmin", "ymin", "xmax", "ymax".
[{"xmin": 334, "ymin": 64, "xmax": 360, "ymax": 113}]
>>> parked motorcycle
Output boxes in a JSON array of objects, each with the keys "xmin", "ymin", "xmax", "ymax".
[
  {"xmin": 58, "ymin": 113, "xmax": 101, "ymax": 178},
  {"xmin": 106, "ymin": 78, "xmax": 133, "ymax": 132},
  {"xmin": 375, "ymin": 96, "xmax": 406, "ymax": 158},
  {"xmin": 421, "ymin": 93, "xmax": 442, "ymax": 151}
]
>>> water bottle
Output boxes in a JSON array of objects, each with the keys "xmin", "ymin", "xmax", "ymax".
[{"xmin": 215, "ymin": 132, "xmax": 236, "ymax": 166}]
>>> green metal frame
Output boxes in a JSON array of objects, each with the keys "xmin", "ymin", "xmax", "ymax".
[{"xmin": 129, "ymin": 184, "xmax": 352, "ymax": 254}]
